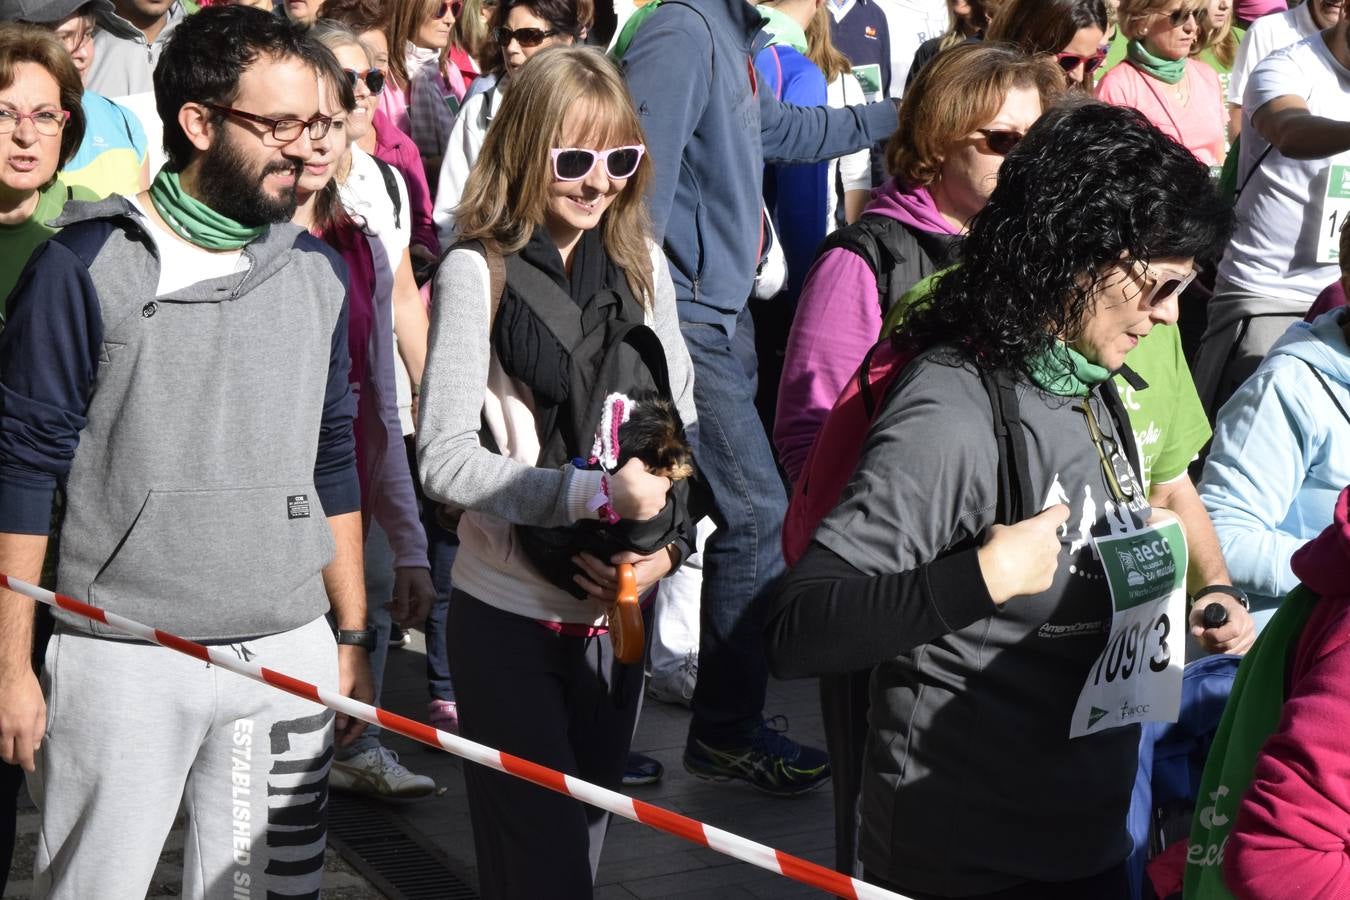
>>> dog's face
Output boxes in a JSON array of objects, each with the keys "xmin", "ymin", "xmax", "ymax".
[{"xmin": 616, "ymin": 394, "xmax": 693, "ymax": 481}]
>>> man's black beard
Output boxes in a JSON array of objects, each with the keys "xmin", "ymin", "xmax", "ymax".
[{"xmin": 194, "ymin": 130, "xmax": 301, "ymax": 226}]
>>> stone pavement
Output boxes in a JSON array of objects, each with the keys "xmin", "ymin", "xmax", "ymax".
[{"xmin": 5, "ymin": 626, "xmax": 838, "ymax": 899}]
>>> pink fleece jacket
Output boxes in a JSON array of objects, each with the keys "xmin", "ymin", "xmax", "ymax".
[
  {"xmin": 773, "ymin": 178, "xmax": 957, "ymax": 482},
  {"xmin": 371, "ymin": 109, "xmax": 441, "ymax": 257},
  {"xmin": 1224, "ymin": 486, "xmax": 1350, "ymax": 899}
]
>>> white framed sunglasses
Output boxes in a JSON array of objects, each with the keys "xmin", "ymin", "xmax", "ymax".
[
  {"xmin": 550, "ymin": 145, "xmax": 646, "ymax": 182},
  {"xmin": 1134, "ymin": 260, "xmax": 1197, "ymax": 308}
]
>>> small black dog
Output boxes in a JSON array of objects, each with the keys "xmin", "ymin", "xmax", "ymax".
[{"xmin": 614, "ymin": 392, "xmax": 694, "ymax": 482}]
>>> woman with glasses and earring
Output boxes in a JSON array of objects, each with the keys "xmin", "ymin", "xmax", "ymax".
[
  {"xmin": 768, "ymin": 102, "xmax": 1237, "ymax": 900},
  {"xmin": 417, "ymin": 46, "xmax": 694, "ymax": 898},
  {"xmin": 984, "ymin": 0, "xmax": 1110, "ymax": 92},
  {"xmin": 429, "ymin": 0, "xmax": 584, "ymax": 246},
  {"xmin": 1097, "ymin": 0, "xmax": 1226, "ymax": 166},
  {"xmin": 0, "ymin": 23, "xmax": 93, "ymax": 320}
]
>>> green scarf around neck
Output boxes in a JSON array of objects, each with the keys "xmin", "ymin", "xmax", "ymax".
[
  {"xmin": 1183, "ymin": 586, "xmax": 1321, "ymax": 899},
  {"xmin": 1127, "ymin": 38, "xmax": 1187, "ymax": 85},
  {"xmin": 148, "ymin": 169, "xmax": 267, "ymax": 251},
  {"xmin": 1026, "ymin": 342, "xmax": 1111, "ymax": 397},
  {"xmin": 757, "ymin": 5, "xmax": 809, "ymax": 53}
]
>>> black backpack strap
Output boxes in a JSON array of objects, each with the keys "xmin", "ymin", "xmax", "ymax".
[
  {"xmin": 980, "ymin": 370, "xmax": 1035, "ymax": 526},
  {"xmin": 370, "ymin": 155, "xmax": 403, "ymax": 230}
]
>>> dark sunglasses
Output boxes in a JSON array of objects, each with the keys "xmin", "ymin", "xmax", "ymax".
[
  {"xmin": 975, "ymin": 128, "xmax": 1024, "ymax": 156},
  {"xmin": 1164, "ymin": 6, "xmax": 1198, "ymax": 27},
  {"xmin": 550, "ymin": 145, "xmax": 645, "ymax": 181},
  {"xmin": 494, "ymin": 25, "xmax": 559, "ymax": 47},
  {"xmin": 433, "ymin": 0, "xmax": 463, "ymax": 17},
  {"xmin": 344, "ymin": 67, "xmax": 385, "ymax": 93},
  {"xmin": 1056, "ymin": 48, "xmax": 1108, "ymax": 76}
]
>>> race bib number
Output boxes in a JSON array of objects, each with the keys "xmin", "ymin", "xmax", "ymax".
[
  {"xmin": 1316, "ymin": 163, "xmax": 1350, "ymax": 264},
  {"xmin": 1070, "ymin": 518, "xmax": 1187, "ymax": 739},
  {"xmin": 852, "ymin": 63, "xmax": 883, "ymax": 103}
]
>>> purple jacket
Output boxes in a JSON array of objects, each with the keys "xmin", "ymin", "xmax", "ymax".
[{"xmin": 773, "ymin": 178, "xmax": 958, "ymax": 481}]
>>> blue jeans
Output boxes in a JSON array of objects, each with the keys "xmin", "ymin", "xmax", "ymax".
[
  {"xmin": 682, "ymin": 310, "xmax": 785, "ymax": 741},
  {"xmin": 424, "ymin": 514, "xmax": 458, "ymax": 702}
]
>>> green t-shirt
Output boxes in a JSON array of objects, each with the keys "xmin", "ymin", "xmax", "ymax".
[
  {"xmin": 1111, "ymin": 323, "xmax": 1210, "ymax": 491},
  {"xmin": 0, "ymin": 178, "xmax": 96, "ymax": 326},
  {"xmin": 884, "ymin": 272, "xmax": 1210, "ymax": 493}
]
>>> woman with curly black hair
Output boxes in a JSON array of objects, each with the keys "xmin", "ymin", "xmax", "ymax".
[{"xmin": 766, "ymin": 102, "xmax": 1233, "ymax": 899}]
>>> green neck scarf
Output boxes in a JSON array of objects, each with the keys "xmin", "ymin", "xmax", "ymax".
[
  {"xmin": 757, "ymin": 5, "xmax": 809, "ymax": 53},
  {"xmin": 1127, "ymin": 38, "xmax": 1187, "ymax": 85},
  {"xmin": 148, "ymin": 169, "xmax": 267, "ymax": 251},
  {"xmin": 1184, "ymin": 586, "xmax": 1321, "ymax": 900},
  {"xmin": 1026, "ymin": 342, "xmax": 1111, "ymax": 397}
]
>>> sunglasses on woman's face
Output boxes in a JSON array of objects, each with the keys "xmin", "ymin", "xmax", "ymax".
[
  {"xmin": 433, "ymin": 0, "xmax": 462, "ymax": 17},
  {"xmin": 1135, "ymin": 261, "xmax": 1197, "ymax": 308},
  {"xmin": 550, "ymin": 145, "xmax": 646, "ymax": 181},
  {"xmin": 494, "ymin": 25, "xmax": 559, "ymax": 46},
  {"xmin": 1055, "ymin": 47, "xmax": 1108, "ymax": 76},
  {"xmin": 1164, "ymin": 6, "xmax": 1198, "ymax": 27},
  {"xmin": 344, "ymin": 67, "xmax": 385, "ymax": 93},
  {"xmin": 975, "ymin": 128, "xmax": 1024, "ymax": 156}
]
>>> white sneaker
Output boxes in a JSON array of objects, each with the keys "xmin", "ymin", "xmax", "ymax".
[
  {"xmin": 646, "ymin": 650, "xmax": 697, "ymax": 707},
  {"xmin": 329, "ymin": 746, "xmax": 436, "ymax": 799}
]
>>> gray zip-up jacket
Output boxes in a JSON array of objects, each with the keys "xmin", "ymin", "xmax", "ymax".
[
  {"xmin": 0, "ymin": 197, "xmax": 359, "ymax": 641},
  {"xmin": 87, "ymin": 3, "xmax": 186, "ymax": 99}
]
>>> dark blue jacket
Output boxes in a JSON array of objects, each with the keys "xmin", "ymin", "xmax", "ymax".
[{"xmin": 620, "ymin": 0, "xmax": 897, "ymax": 333}]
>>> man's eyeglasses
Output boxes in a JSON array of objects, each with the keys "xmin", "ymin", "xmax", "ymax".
[
  {"xmin": 344, "ymin": 67, "xmax": 386, "ymax": 93},
  {"xmin": 1078, "ymin": 398, "xmax": 1135, "ymax": 506},
  {"xmin": 1132, "ymin": 260, "xmax": 1197, "ymax": 309},
  {"xmin": 494, "ymin": 25, "xmax": 559, "ymax": 47},
  {"xmin": 0, "ymin": 108, "xmax": 70, "ymax": 136},
  {"xmin": 432, "ymin": 0, "xmax": 463, "ymax": 17},
  {"xmin": 550, "ymin": 145, "xmax": 645, "ymax": 181},
  {"xmin": 1055, "ymin": 47, "xmax": 1108, "ymax": 77},
  {"xmin": 975, "ymin": 128, "xmax": 1024, "ymax": 156},
  {"xmin": 203, "ymin": 103, "xmax": 333, "ymax": 142}
]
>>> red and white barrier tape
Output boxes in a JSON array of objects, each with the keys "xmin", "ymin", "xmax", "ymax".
[{"xmin": 0, "ymin": 574, "xmax": 907, "ymax": 900}]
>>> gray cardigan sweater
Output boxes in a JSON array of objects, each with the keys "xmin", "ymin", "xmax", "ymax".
[{"xmin": 416, "ymin": 241, "xmax": 696, "ymax": 624}]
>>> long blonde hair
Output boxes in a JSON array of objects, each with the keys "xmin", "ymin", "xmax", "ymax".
[
  {"xmin": 456, "ymin": 46, "xmax": 655, "ymax": 304},
  {"xmin": 1192, "ymin": 4, "xmax": 1237, "ymax": 69},
  {"xmin": 804, "ymin": 5, "xmax": 851, "ymax": 82}
]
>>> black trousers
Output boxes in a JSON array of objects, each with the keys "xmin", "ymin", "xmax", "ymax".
[{"xmin": 449, "ymin": 590, "xmax": 648, "ymax": 899}]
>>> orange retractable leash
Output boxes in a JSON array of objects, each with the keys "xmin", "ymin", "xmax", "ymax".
[{"xmin": 609, "ymin": 563, "xmax": 643, "ymax": 664}]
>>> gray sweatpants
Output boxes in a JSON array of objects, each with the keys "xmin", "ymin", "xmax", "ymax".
[{"xmin": 29, "ymin": 615, "xmax": 338, "ymax": 900}]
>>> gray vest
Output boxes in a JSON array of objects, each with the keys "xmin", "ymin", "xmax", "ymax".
[{"xmin": 51, "ymin": 198, "xmax": 349, "ymax": 641}]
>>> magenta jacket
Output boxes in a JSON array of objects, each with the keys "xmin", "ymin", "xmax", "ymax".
[
  {"xmin": 1224, "ymin": 485, "xmax": 1350, "ymax": 899},
  {"xmin": 773, "ymin": 178, "xmax": 958, "ymax": 482},
  {"xmin": 372, "ymin": 109, "xmax": 441, "ymax": 258}
]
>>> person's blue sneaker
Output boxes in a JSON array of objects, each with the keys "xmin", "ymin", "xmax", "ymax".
[
  {"xmin": 622, "ymin": 751, "xmax": 664, "ymax": 787},
  {"xmin": 682, "ymin": 717, "xmax": 830, "ymax": 796}
]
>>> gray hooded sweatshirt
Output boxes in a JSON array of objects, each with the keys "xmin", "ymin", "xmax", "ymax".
[{"xmin": 0, "ymin": 196, "xmax": 359, "ymax": 641}]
